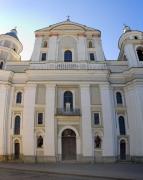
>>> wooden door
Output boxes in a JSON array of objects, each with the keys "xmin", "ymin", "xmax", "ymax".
[
  {"xmin": 62, "ymin": 129, "xmax": 76, "ymax": 160},
  {"xmin": 14, "ymin": 143, "xmax": 20, "ymax": 159},
  {"xmin": 120, "ymin": 140, "xmax": 126, "ymax": 160}
]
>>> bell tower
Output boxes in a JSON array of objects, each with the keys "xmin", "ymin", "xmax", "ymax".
[
  {"xmin": 118, "ymin": 25, "xmax": 143, "ymax": 67},
  {"xmin": 0, "ymin": 28, "xmax": 23, "ymax": 69}
]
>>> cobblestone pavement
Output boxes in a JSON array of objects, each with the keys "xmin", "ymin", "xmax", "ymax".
[
  {"xmin": 0, "ymin": 162, "xmax": 142, "ymax": 180},
  {"xmin": 0, "ymin": 169, "xmax": 115, "ymax": 180}
]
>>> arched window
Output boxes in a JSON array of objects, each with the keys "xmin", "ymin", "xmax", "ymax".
[
  {"xmin": 16, "ymin": 92, "xmax": 22, "ymax": 104},
  {"xmin": 94, "ymin": 135, "xmax": 101, "ymax": 148},
  {"xmin": 116, "ymin": 92, "xmax": 123, "ymax": 104},
  {"xmin": 88, "ymin": 41, "xmax": 93, "ymax": 48},
  {"xmin": 64, "ymin": 91, "xmax": 73, "ymax": 111},
  {"xmin": 136, "ymin": 47, "xmax": 143, "ymax": 61},
  {"xmin": 42, "ymin": 41, "xmax": 47, "ymax": 48},
  {"xmin": 14, "ymin": 116, "xmax": 20, "ymax": 135},
  {"xmin": 119, "ymin": 116, "xmax": 126, "ymax": 135},
  {"xmin": 37, "ymin": 136, "xmax": 43, "ymax": 148},
  {"xmin": 64, "ymin": 50, "xmax": 72, "ymax": 62},
  {"xmin": 0, "ymin": 61, "xmax": 3, "ymax": 69}
]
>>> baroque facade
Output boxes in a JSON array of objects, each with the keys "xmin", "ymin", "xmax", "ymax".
[{"xmin": 0, "ymin": 19, "xmax": 143, "ymax": 163}]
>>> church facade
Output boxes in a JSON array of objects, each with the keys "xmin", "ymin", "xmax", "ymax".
[{"xmin": 0, "ymin": 19, "xmax": 143, "ymax": 163}]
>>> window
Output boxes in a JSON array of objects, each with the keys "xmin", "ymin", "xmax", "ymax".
[
  {"xmin": 37, "ymin": 136, "xmax": 43, "ymax": 148},
  {"xmin": 94, "ymin": 135, "xmax": 101, "ymax": 148},
  {"xmin": 119, "ymin": 116, "xmax": 126, "ymax": 135},
  {"xmin": 88, "ymin": 41, "xmax": 93, "ymax": 48},
  {"xmin": 64, "ymin": 50, "xmax": 72, "ymax": 62},
  {"xmin": 14, "ymin": 116, "xmax": 20, "ymax": 135},
  {"xmin": 41, "ymin": 53, "xmax": 46, "ymax": 61},
  {"xmin": 134, "ymin": 36, "xmax": 138, "ymax": 40},
  {"xmin": 89, "ymin": 53, "xmax": 95, "ymax": 61},
  {"xmin": 116, "ymin": 92, "xmax": 123, "ymax": 104},
  {"xmin": 0, "ymin": 61, "xmax": 3, "ymax": 69},
  {"xmin": 93, "ymin": 113, "xmax": 100, "ymax": 125},
  {"xmin": 37, "ymin": 113, "xmax": 43, "ymax": 124},
  {"xmin": 64, "ymin": 91, "xmax": 73, "ymax": 111},
  {"xmin": 42, "ymin": 41, "xmax": 47, "ymax": 48},
  {"xmin": 16, "ymin": 92, "xmax": 22, "ymax": 104},
  {"xmin": 136, "ymin": 47, "xmax": 143, "ymax": 61}
]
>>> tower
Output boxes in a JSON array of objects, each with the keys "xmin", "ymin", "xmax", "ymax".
[{"xmin": 0, "ymin": 28, "xmax": 23, "ymax": 69}]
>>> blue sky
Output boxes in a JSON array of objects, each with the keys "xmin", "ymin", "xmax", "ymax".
[{"xmin": 0, "ymin": 0, "xmax": 142, "ymax": 60}]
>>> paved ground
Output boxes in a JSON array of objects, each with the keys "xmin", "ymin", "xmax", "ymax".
[
  {"xmin": 0, "ymin": 169, "xmax": 110, "ymax": 180},
  {"xmin": 0, "ymin": 162, "xmax": 142, "ymax": 180}
]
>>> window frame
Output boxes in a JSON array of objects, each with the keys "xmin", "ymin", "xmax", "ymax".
[
  {"xmin": 15, "ymin": 90, "xmax": 23, "ymax": 105},
  {"xmin": 14, "ymin": 115, "xmax": 21, "ymax": 135},
  {"xmin": 89, "ymin": 52, "xmax": 95, "ymax": 61},
  {"xmin": 92, "ymin": 112, "xmax": 101, "ymax": 126},
  {"xmin": 64, "ymin": 49, "xmax": 72, "ymax": 62},
  {"xmin": 36, "ymin": 112, "xmax": 44, "ymax": 125},
  {"xmin": 41, "ymin": 52, "xmax": 47, "ymax": 61},
  {"xmin": 118, "ymin": 115, "xmax": 126, "ymax": 135}
]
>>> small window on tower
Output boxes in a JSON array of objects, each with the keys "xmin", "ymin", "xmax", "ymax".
[
  {"xmin": 41, "ymin": 53, "xmax": 46, "ymax": 61},
  {"xmin": 90, "ymin": 53, "xmax": 95, "ymax": 61},
  {"xmin": 93, "ymin": 112, "xmax": 100, "ymax": 125},
  {"xmin": 37, "ymin": 113, "xmax": 43, "ymax": 124},
  {"xmin": 0, "ymin": 61, "xmax": 4, "ymax": 69}
]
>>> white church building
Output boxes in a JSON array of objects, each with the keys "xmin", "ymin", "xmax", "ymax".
[{"xmin": 0, "ymin": 19, "xmax": 143, "ymax": 163}]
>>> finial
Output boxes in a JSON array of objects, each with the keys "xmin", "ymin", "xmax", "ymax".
[
  {"xmin": 66, "ymin": 15, "xmax": 70, "ymax": 21},
  {"xmin": 123, "ymin": 24, "xmax": 131, "ymax": 33}
]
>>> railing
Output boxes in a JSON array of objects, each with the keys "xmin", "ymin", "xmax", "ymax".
[
  {"xmin": 56, "ymin": 108, "xmax": 81, "ymax": 116},
  {"xmin": 29, "ymin": 62, "xmax": 107, "ymax": 70}
]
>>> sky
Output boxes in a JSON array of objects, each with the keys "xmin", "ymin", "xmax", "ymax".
[{"xmin": 0, "ymin": 0, "xmax": 143, "ymax": 60}]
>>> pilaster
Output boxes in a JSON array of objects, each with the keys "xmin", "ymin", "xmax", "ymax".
[
  {"xmin": 100, "ymin": 84, "xmax": 116, "ymax": 161},
  {"xmin": 80, "ymin": 84, "xmax": 93, "ymax": 161},
  {"xmin": 23, "ymin": 84, "xmax": 36, "ymax": 162},
  {"xmin": 44, "ymin": 84, "xmax": 56, "ymax": 161}
]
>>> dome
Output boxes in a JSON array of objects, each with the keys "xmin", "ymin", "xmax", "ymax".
[{"xmin": 5, "ymin": 28, "xmax": 19, "ymax": 40}]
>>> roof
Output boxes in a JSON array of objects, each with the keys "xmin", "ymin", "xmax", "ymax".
[{"xmin": 5, "ymin": 28, "xmax": 19, "ymax": 40}]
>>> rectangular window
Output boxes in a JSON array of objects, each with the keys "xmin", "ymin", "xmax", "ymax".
[
  {"xmin": 37, "ymin": 113, "xmax": 43, "ymax": 124},
  {"xmin": 41, "ymin": 53, "xmax": 46, "ymax": 61},
  {"xmin": 94, "ymin": 113, "xmax": 100, "ymax": 125},
  {"xmin": 90, "ymin": 53, "xmax": 95, "ymax": 61}
]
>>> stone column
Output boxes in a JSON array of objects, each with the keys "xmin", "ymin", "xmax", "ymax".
[
  {"xmin": 78, "ymin": 36, "xmax": 87, "ymax": 61},
  {"xmin": 80, "ymin": 84, "xmax": 93, "ymax": 161},
  {"xmin": 100, "ymin": 84, "xmax": 116, "ymax": 162},
  {"xmin": 48, "ymin": 35, "xmax": 58, "ymax": 61},
  {"xmin": 0, "ymin": 84, "xmax": 10, "ymax": 159},
  {"xmin": 31, "ymin": 36, "xmax": 42, "ymax": 62},
  {"xmin": 125, "ymin": 84, "xmax": 143, "ymax": 160},
  {"xmin": 93, "ymin": 37, "xmax": 105, "ymax": 61},
  {"xmin": 44, "ymin": 84, "xmax": 56, "ymax": 161},
  {"xmin": 23, "ymin": 84, "xmax": 36, "ymax": 162}
]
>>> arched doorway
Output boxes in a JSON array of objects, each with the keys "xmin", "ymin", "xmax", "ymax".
[
  {"xmin": 62, "ymin": 129, "xmax": 76, "ymax": 160},
  {"xmin": 120, "ymin": 140, "xmax": 126, "ymax": 160},
  {"xmin": 14, "ymin": 140, "xmax": 20, "ymax": 160}
]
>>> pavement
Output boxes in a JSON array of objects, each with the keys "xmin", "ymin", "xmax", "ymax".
[{"xmin": 0, "ymin": 162, "xmax": 142, "ymax": 180}]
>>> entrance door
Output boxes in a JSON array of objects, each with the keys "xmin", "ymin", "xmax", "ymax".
[
  {"xmin": 120, "ymin": 140, "xmax": 126, "ymax": 160},
  {"xmin": 14, "ymin": 142, "xmax": 20, "ymax": 159},
  {"xmin": 62, "ymin": 129, "xmax": 76, "ymax": 160}
]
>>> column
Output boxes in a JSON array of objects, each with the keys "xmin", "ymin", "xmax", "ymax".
[
  {"xmin": 44, "ymin": 84, "xmax": 56, "ymax": 161},
  {"xmin": 0, "ymin": 85, "xmax": 10, "ymax": 158},
  {"xmin": 125, "ymin": 84, "xmax": 143, "ymax": 159},
  {"xmin": 48, "ymin": 35, "xmax": 58, "ymax": 61},
  {"xmin": 100, "ymin": 84, "xmax": 116, "ymax": 161},
  {"xmin": 93, "ymin": 37, "xmax": 105, "ymax": 61},
  {"xmin": 80, "ymin": 84, "xmax": 93, "ymax": 161},
  {"xmin": 31, "ymin": 36, "xmax": 42, "ymax": 62},
  {"xmin": 23, "ymin": 84, "xmax": 36, "ymax": 162},
  {"xmin": 78, "ymin": 36, "xmax": 87, "ymax": 61}
]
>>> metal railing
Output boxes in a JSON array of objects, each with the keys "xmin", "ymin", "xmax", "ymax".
[{"xmin": 56, "ymin": 108, "xmax": 81, "ymax": 116}]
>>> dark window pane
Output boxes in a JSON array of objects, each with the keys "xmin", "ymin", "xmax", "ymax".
[
  {"xmin": 0, "ymin": 62, "xmax": 3, "ymax": 69},
  {"xmin": 14, "ymin": 116, "xmax": 20, "ymax": 135},
  {"xmin": 16, "ymin": 92, "xmax": 22, "ymax": 104},
  {"xmin": 137, "ymin": 49, "xmax": 143, "ymax": 61},
  {"xmin": 38, "ymin": 113, "xmax": 43, "ymax": 124},
  {"xmin": 119, "ymin": 116, "xmax": 126, "ymax": 135},
  {"xmin": 41, "ymin": 53, "xmax": 46, "ymax": 61},
  {"xmin": 94, "ymin": 113, "xmax": 100, "ymax": 125},
  {"xmin": 90, "ymin": 53, "xmax": 95, "ymax": 61},
  {"xmin": 64, "ymin": 91, "xmax": 73, "ymax": 110},
  {"xmin": 116, "ymin": 92, "xmax": 123, "ymax": 104},
  {"xmin": 64, "ymin": 50, "xmax": 72, "ymax": 62}
]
